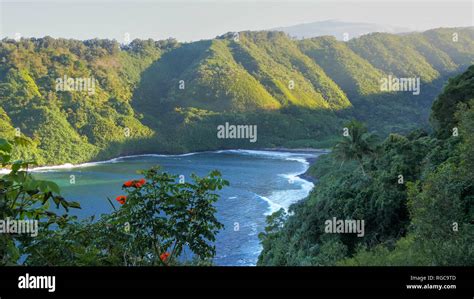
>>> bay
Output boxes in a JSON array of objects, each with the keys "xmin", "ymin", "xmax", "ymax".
[{"xmin": 32, "ymin": 149, "xmax": 325, "ymax": 266}]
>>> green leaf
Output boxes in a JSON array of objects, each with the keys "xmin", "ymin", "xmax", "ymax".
[
  {"xmin": 11, "ymin": 161, "xmax": 22, "ymax": 172},
  {"xmin": 60, "ymin": 200, "xmax": 70, "ymax": 212},
  {"xmin": 68, "ymin": 201, "xmax": 81, "ymax": 209},
  {"xmin": 52, "ymin": 195, "xmax": 60, "ymax": 207},
  {"xmin": 106, "ymin": 197, "xmax": 117, "ymax": 211},
  {"xmin": 46, "ymin": 182, "xmax": 61, "ymax": 194},
  {"xmin": 0, "ymin": 139, "xmax": 12, "ymax": 154}
]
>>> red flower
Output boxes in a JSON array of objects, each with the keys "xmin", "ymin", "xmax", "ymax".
[
  {"xmin": 115, "ymin": 195, "xmax": 127, "ymax": 205},
  {"xmin": 160, "ymin": 252, "xmax": 170, "ymax": 262},
  {"xmin": 133, "ymin": 178, "xmax": 146, "ymax": 188},
  {"xmin": 123, "ymin": 178, "xmax": 146, "ymax": 188},
  {"xmin": 122, "ymin": 180, "xmax": 134, "ymax": 188}
]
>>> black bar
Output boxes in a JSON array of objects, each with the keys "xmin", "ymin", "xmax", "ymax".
[{"xmin": 0, "ymin": 267, "xmax": 472, "ymax": 298}]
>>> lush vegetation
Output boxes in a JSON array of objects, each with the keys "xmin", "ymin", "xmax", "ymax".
[
  {"xmin": 0, "ymin": 38, "xmax": 175, "ymax": 164},
  {"xmin": 0, "ymin": 137, "xmax": 81, "ymax": 264},
  {"xmin": 258, "ymin": 65, "xmax": 474, "ymax": 266},
  {"xmin": 1, "ymin": 28, "xmax": 473, "ymax": 266},
  {"xmin": 1, "ymin": 28, "xmax": 473, "ymax": 165},
  {"xmin": 0, "ymin": 137, "xmax": 228, "ymax": 266}
]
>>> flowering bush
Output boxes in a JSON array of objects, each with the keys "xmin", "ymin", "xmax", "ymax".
[
  {"xmin": 3, "ymin": 133, "xmax": 228, "ymax": 266},
  {"xmin": 110, "ymin": 167, "xmax": 229, "ymax": 265},
  {"xmin": 22, "ymin": 166, "xmax": 228, "ymax": 266}
]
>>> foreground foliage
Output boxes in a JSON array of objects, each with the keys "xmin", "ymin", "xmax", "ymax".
[
  {"xmin": 0, "ymin": 139, "xmax": 228, "ymax": 266},
  {"xmin": 0, "ymin": 137, "xmax": 80, "ymax": 265}
]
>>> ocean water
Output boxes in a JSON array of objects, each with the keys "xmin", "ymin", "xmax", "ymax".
[{"xmin": 31, "ymin": 149, "xmax": 325, "ymax": 266}]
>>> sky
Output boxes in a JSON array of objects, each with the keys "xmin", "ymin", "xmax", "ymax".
[{"xmin": 0, "ymin": 0, "xmax": 472, "ymax": 42}]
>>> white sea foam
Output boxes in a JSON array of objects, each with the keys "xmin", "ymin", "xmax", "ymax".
[
  {"xmin": 250, "ymin": 152, "xmax": 317, "ymax": 216},
  {"xmin": 216, "ymin": 149, "xmax": 319, "ymax": 216},
  {"xmin": 265, "ymin": 176, "xmax": 314, "ymax": 210},
  {"xmin": 247, "ymin": 222, "xmax": 258, "ymax": 236},
  {"xmin": 258, "ymin": 194, "xmax": 285, "ymax": 216},
  {"xmin": 284, "ymin": 156, "xmax": 309, "ymax": 165},
  {"xmin": 0, "ymin": 169, "xmax": 10, "ymax": 174},
  {"xmin": 217, "ymin": 149, "xmax": 317, "ymax": 160},
  {"xmin": 0, "ymin": 152, "xmax": 202, "ymax": 173}
]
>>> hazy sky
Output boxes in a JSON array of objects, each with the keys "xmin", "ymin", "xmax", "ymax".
[{"xmin": 0, "ymin": 0, "xmax": 472, "ymax": 41}]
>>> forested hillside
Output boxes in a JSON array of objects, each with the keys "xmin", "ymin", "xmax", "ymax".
[
  {"xmin": 0, "ymin": 28, "xmax": 473, "ymax": 165},
  {"xmin": 258, "ymin": 65, "xmax": 474, "ymax": 266},
  {"xmin": 0, "ymin": 38, "xmax": 176, "ymax": 164}
]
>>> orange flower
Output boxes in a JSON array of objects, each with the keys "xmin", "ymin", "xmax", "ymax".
[
  {"xmin": 122, "ymin": 180, "xmax": 134, "ymax": 188},
  {"xmin": 133, "ymin": 178, "xmax": 146, "ymax": 188},
  {"xmin": 160, "ymin": 252, "xmax": 170, "ymax": 262},
  {"xmin": 115, "ymin": 195, "xmax": 127, "ymax": 205},
  {"xmin": 123, "ymin": 178, "xmax": 146, "ymax": 188}
]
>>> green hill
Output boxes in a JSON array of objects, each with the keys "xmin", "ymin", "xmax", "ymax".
[
  {"xmin": 233, "ymin": 31, "xmax": 351, "ymax": 109},
  {"xmin": 347, "ymin": 32, "xmax": 440, "ymax": 82},
  {"xmin": 0, "ymin": 28, "xmax": 473, "ymax": 165},
  {"xmin": 0, "ymin": 38, "xmax": 167, "ymax": 164},
  {"xmin": 298, "ymin": 36, "xmax": 385, "ymax": 98},
  {"xmin": 422, "ymin": 28, "xmax": 474, "ymax": 67}
]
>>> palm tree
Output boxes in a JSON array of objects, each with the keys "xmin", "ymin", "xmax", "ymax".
[{"xmin": 333, "ymin": 120, "xmax": 377, "ymax": 176}]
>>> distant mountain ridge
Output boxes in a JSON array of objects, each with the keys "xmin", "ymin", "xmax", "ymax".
[
  {"xmin": 272, "ymin": 20, "xmax": 413, "ymax": 40},
  {"xmin": 0, "ymin": 27, "xmax": 473, "ymax": 164}
]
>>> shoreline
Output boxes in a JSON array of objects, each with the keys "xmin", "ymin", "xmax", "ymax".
[
  {"xmin": 0, "ymin": 148, "xmax": 329, "ymax": 173},
  {"xmin": 261, "ymin": 147, "xmax": 330, "ymax": 153},
  {"xmin": 296, "ymin": 156, "xmax": 321, "ymax": 184}
]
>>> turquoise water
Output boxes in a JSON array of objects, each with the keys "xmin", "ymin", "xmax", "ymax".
[{"xmin": 32, "ymin": 150, "xmax": 324, "ymax": 266}]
